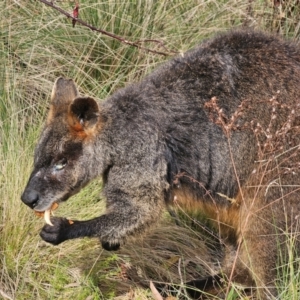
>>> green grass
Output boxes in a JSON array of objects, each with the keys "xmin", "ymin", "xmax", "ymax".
[{"xmin": 1, "ymin": 0, "xmax": 300, "ymax": 299}]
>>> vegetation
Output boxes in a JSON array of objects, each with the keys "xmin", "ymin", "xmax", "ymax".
[{"xmin": 0, "ymin": 0, "xmax": 299, "ymax": 299}]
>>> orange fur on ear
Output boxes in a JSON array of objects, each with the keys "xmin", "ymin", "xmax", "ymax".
[{"xmin": 67, "ymin": 97, "xmax": 100, "ymax": 137}]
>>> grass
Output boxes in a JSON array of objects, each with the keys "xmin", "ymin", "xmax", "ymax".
[{"xmin": 0, "ymin": 0, "xmax": 300, "ymax": 299}]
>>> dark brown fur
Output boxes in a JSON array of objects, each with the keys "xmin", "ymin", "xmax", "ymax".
[{"xmin": 21, "ymin": 29, "xmax": 300, "ymax": 298}]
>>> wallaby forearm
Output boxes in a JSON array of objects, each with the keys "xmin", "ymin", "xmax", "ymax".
[{"xmin": 40, "ymin": 204, "xmax": 161, "ymax": 248}]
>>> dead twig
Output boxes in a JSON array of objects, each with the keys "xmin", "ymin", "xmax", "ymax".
[
  {"xmin": 37, "ymin": 0, "xmax": 177, "ymax": 56},
  {"xmin": 150, "ymin": 281, "xmax": 164, "ymax": 300}
]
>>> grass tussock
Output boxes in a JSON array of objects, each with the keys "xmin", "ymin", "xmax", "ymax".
[{"xmin": 1, "ymin": 0, "xmax": 300, "ymax": 299}]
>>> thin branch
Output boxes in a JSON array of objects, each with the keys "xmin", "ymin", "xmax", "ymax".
[{"xmin": 37, "ymin": 0, "xmax": 177, "ymax": 56}]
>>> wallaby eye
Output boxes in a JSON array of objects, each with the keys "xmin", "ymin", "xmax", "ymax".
[{"xmin": 54, "ymin": 158, "xmax": 67, "ymax": 171}]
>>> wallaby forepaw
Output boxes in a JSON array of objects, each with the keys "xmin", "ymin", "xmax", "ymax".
[
  {"xmin": 101, "ymin": 240, "xmax": 120, "ymax": 251},
  {"xmin": 40, "ymin": 217, "xmax": 71, "ymax": 245}
]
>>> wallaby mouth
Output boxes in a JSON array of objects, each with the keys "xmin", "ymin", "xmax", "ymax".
[{"xmin": 34, "ymin": 202, "xmax": 59, "ymax": 226}]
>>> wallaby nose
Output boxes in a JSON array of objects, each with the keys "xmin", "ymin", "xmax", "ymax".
[{"xmin": 21, "ymin": 189, "xmax": 39, "ymax": 209}]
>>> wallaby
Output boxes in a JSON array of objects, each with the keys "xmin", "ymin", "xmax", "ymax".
[{"xmin": 21, "ymin": 29, "xmax": 300, "ymax": 299}]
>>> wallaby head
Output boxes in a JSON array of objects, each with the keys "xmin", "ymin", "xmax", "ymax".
[{"xmin": 21, "ymin": 77, "xmax": 102, "ymax": 213}]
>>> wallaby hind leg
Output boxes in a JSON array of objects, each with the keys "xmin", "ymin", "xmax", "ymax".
[
  {"xmin": 232, "ymin": 205, "xmax": 289, "ymax": 299},
  {"xmin": 233, "ymin": 235, "xmax": 278, "ymax": 299},
  {"xmin": 185, "ymin": 275, "xmax": 224, "ymax": 299},
  {"xmin": 155, "ymin": 275, "xmax": 224, "ymax": 299}
]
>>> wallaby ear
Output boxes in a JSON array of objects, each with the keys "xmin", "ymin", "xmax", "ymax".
[
  {"xmin": 47, "ymin": 77, "xmax": 80, "ymax": 123},
  {"xmin": 51, "ymin": 77, "xmax": 79, "ymax": 105},
  {"xmin": 68, "ymin": 97, "xmax": 100, "ymax": 134}
]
